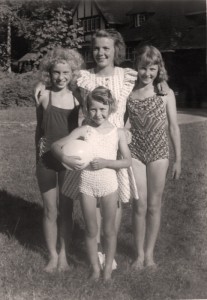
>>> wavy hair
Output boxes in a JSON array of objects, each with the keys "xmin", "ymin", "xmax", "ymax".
[
  {"xmin": 135, "ymin": 45, "xmax": 168, "ymax": 83},
  {"xmin": 85, "ymin": 86, "xmax": 117, "ymax": 115},
  {"xmin": 39, "ymin": 47, "xmax": 84, "ymax": 87},
  {"xmin": 91, "ymin": 29, "xmax": 126, "ymax": 66}
]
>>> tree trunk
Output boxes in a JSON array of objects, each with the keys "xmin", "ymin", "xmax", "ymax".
[{"xmin": 7, "ymin": 15, "xmax": 11, "ymax": 73}]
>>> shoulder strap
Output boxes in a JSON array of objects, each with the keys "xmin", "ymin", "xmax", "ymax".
[{"xmin": 48, "ymin": 90, "xmax": 52, "ymax": 107}]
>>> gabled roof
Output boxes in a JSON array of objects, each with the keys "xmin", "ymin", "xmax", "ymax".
[
  {"xmin": 71, "ymin": 0, "xmax": 206, "ymax": 50},
  {"xmin": 18, "ymin": 52, "xmax": 38, "ymax": 62}
]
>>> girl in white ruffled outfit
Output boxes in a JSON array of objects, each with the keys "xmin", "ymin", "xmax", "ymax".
[{"xmin": 51, "ymin": 86, "xmax": 132, "ymax": 281}]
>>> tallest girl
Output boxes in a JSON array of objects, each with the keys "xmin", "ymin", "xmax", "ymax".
[
  {"xmin": 65, "ymin": 29, "xmax": 139, "ymax": 266},
  {"xmin": 35, "ymin": 29, "xmax": 139, "ymax": 268}
]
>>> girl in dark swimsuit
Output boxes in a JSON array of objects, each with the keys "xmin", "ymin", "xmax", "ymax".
[{"xmin": 35, "ymin": 48, "xmax": 83, "ymax": 272}]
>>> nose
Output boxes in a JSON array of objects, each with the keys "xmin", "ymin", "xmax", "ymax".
[
  {"xmin": 96, "ymin": 109, "xmax": 101, "ymax": 117},
  {"xmin": 98, "ymin": 48, "xmax": 104, "ymax": 56},
  {"xmin": 59, "ymin": 72, "xmax": 64, "ymax": 80}
]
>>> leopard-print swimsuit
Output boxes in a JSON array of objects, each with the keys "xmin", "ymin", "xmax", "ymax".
[{"xmin": 127, "ymin": 94, "xmax": 169, "ymax": 165}]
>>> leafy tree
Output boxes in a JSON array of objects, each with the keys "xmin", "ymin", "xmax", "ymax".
[
  {"xmin": 0, "ymin": 0, "xmax": 25, "ymax": 72},
  {"xmin": 22, "ymin": 1, "xmax": 84, "ymax": 66}
]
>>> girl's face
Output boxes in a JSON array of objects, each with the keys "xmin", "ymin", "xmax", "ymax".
[
  {"xmin": 50, "ymin": 62, "xmax": 72, "ymax": 90},
  {"xmin": 137, "ymin": 62, "xmax": 159, "ymax": 86},
  {"xmin": 88, "ymin": 99, "xmax": 110, "ymax": 126},
  {"xmin": 92, "ymin": 37, "xmax": 115, "ymax": 69}
]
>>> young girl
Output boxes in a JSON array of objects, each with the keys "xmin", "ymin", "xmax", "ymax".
[
  {"xmin": 51, "ymin": 86, "xmax": 132, "ymax": 281},
  {"xmin": 35, "ymin": 47, "xmax": 83, "ymax": 272},
  {"xmin": 126, "ymin": 45, "xmax": 181, "ymax": 269}
]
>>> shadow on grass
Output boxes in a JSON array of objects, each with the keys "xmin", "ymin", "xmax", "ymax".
[
  {"xmin": 0, "ymin": 189, "xmax": 86, "ymax": 263},
  {"xmin": 0, "ymin": 189, "xmax": 44, "ymax": 253}
]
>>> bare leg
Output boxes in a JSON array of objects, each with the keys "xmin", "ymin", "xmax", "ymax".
[
  {"xmin": 42, "ymin": 187, "xmax": 58, "ymax": 272},
  {"xmin": 97, "ymin": 201, "xmax": 121, "ymax": 270},
  {"xmin": 96, "ymin": 207, "xmax": 102, "ymax": 246},
  {"xmin": 80, "ymin": 194, "xmax": 100, "ymax": 281},
  {"xmin": 131, "ymin": 159, "xmax": 147, "ymax": 269},
  {"xmin": 57, "ymin": 171, "xmax": 73, "ymax": 272},
  {"xmin": 145, "ymin": 159, "xmax": 169, "ymax": 267},
  {"xmin": 101, "ymin": 191, "xmax": 118, "ymax": 281}
]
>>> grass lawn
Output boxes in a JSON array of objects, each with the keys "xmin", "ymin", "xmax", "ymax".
[{"xmin": 0, "ymin": 107, "xmax": 207, "ymax": 300}]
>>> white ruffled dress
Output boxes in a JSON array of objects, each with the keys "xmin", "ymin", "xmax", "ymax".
[{"xmin": 62, "ymin": 67, "xmax": 139, "ymax": 202}]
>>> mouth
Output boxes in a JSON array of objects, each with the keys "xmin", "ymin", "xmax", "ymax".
[
  {"xmin": 97, "ymin": 57, "xmax": 106, "ymax": 62},
  {"xmin": 57, "ymin": 81, "xmax": 67, "ymax": 85}
]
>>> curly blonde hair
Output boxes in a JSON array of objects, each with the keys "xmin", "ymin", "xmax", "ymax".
[
  {"xmin": 39, "ymin": 47, "xmax": 84, "ymax": 88},
  {"xmin": 91, "ymin": 29, "xmax": 126, "ymax": 66},
  {"xmin": 135, "ymin": 45, "xmax": 168, "ymax": 83}
]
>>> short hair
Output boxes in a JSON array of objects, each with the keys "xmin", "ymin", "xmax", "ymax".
[
  {"xmin": 135, "ymin": 45, "xmax": 168, "ymax": 83},
  {"xmin": 86, "ymin": 86, "xmax": 117, "ymax": 114},
  {"xmin": 91, "ymin": 29, "xmax": 126, "ymax": 66},
  {"xmin": 39, "ymin": 47, "xmax": 84, "ymax": 87}
]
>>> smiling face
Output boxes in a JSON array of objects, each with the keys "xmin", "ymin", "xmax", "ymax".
[
  {"xmin": 92, "ymin": 37, "xmax": 115, "ymax": 69},
  {"xmin": 137, "ymin": 62, "xmax": 159, "ymax": 86},
  {"xmin": 50, "ymin": 62, "xmax": 72, "ymax": 90},
  {"xmin": 88, "ymin": 99, "xmax": 110, "ymax": 126}
]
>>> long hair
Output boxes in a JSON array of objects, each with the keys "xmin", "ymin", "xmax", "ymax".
[
  {"xmin": 91, "ymin": 29, "xmax": 126, "ymax": 66},
  {"xmin": 135, "ymin": 45, "xmax": 168, "ymax": 83}
]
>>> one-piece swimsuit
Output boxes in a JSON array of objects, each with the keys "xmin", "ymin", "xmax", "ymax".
[
  {"xmin": 37, "ymin": 90, "xmax": 79, "ymax": 171},
  {"xmin": 127, "ymin": 94, "xmax": 169, "ymax": 164}
]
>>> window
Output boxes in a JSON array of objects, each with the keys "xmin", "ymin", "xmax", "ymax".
[
  {"xmin": 84, "ymin": 50, "xmax": 93, "ymax": 63},
  {"xmin": 82, "ymin": 16, "xmax": 100, "ymax": 33},
  {"xmin": 134, "ymin": 13, "xmax": 146, "ymax": 27},
  {"xmin": 126, "ymin": 47, "xmax": 136, "ymax": 61}
]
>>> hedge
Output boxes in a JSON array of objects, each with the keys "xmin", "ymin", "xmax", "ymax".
[{"xmin": 0, "ymin": 71, "xmax": 39, "ymax": 109}]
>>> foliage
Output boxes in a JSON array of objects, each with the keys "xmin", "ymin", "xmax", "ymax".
[
  {"xmin": 0, "ymin": 71, "xmax": 39, "ymax": 108},
  {"xmin": 21, "ymin": 2, "xmax": 84, "ymax": 66},
  {"xmin": 0, "ymin": 1, "xmax": 27, "ymax": 71}
]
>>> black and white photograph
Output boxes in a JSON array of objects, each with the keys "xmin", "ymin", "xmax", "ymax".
[{"xmin": 0, "ymin": 0, "xmax": 206, "ymax": 299}]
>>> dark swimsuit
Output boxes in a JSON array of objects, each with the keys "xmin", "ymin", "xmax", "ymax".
[
  {"xmin": 36, "ymin": 91, "xmax": 79, "ymax": 192},
  {"xmin": 127, "ymin": 94, "xmax": 169, "ymax": 165}
]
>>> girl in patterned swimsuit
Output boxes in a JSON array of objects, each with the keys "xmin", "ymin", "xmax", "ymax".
[
  {"xmin": 51, "ymin": 86, "xmax": 132, "ymax": 281},
  {"xmin": 126, "ymin": 45, "xmax": 181, "ymax": 269}
]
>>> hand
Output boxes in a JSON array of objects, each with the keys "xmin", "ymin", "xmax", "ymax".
[
  {"xmin": 172, "ymin": 161, "xmax": 181, "ymax": 179},
  {"xmin": 123, "ymin": 128, "xmax": 132, "ymax": 144},
  {"xmin": 63, "ymin": 155, "xmax": 85, "ymax": 170},
  {"xmin": 34, "ymin": 82, "xmax": 46, "ymax": 102},
  {"xmin": 90, "ymin": 158, "xmax": 106, "ymax": 170},
  {"xmin": 157, "ymin": 81, "xmax": 170, "ymax": 96}
]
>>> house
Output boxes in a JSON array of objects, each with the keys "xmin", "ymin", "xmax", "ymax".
[
  {"xmin": 72, "ymin": 0, "xmax": 206, "ymax": 107},
  {"xmin": 17, "ymin": 52, "xmax": 39, "ymax": 73}
]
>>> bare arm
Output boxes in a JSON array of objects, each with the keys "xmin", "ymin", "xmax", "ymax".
[
  {"xmin": 90, "ymin": 129, "xmax": 132, "ymax": 170},
  {"xmin": 51, "ymin": 126, "xmax": 87, "ymax": 170},
  {"xmin": 34, "ymin": 81, "xmax": 46, "ymax": 103},
  {"xmin": 166, "ymin": 89, "xmax": 181, "ymax": 179}
]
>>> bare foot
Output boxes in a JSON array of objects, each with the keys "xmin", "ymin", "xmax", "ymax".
[
  {"xmin": 89, "ymin": 269, "xmax": 100, "ymax": 281},
  {"xmin": 145, "ymin": 257, "xmax": 157, "ymax": 269},
  {"xmin": 44, "ymin": 255, "xmax": 58, "ymax": 273},
  {"xmin": 57, "ymin": 254, "xmax": 70, "ymax": 272},
  {"xmin": 131, "ymin": 258, "xmax": 144, "ymax": 270},
  {"xmin": 103, "ymin": 267, "xmax": 112, "ymax": 282}
]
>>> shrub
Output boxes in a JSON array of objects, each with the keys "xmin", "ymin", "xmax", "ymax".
[{"xmin": 0, "ymin": 71, "xmax": 39, "ymax": 109}]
